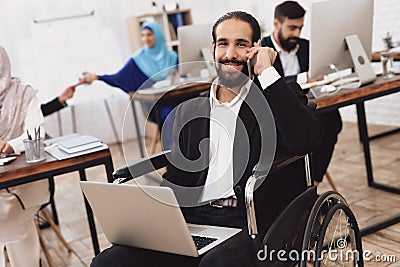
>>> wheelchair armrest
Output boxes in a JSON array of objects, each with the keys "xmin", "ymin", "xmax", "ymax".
[
  {"xmin": 245, "ymin": 153, "xmax": 313, "ymax": 239},
  {"xmin": 112, "ymin": 150, "xmax": 171, "ymax": 183},
  {"xmin": 245, "ymin": 174, "xmax": 261, "ymax": 238}
]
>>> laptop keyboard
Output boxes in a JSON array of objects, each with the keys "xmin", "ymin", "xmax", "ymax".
[{"xmin": 191, "ymin": 235, "xmax": 217, "ymax": 250}]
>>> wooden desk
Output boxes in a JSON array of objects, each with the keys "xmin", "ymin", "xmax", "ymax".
[
  {"xmin": 315, "ymin": 75, "xmax": 400, "ymax": 112},
  {"xmin": 313, "ymin": 75, "xmax": 400, "ymax": 236},
  {"xmin": 0, "ymin": 149, "xmax": 114, "ymax": 255},
  {"xmin": 371, "ymin": 51, "xmax": 400, "ymax": 62},
  {"xmin": 130, "ymin": 81, "xmax": 212, "ymax": 157}
]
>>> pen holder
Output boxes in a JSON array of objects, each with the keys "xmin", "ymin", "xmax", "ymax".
[{"xmin": 23, "ymin": 138, "xmax": 46, "ymax": 163}]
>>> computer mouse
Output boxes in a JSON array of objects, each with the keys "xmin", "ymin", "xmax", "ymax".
[{"xmin": 320, "ymin": 84, "xmax": 337, "ymax": 93}]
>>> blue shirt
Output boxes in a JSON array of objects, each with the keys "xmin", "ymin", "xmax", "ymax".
[
  {"xmin": 98, "ymin": 58, "xmax": 177, "ymax": 149},
  {"xmin": 98, "ymin": 58, "xmax": 155, "ymax": 93}
]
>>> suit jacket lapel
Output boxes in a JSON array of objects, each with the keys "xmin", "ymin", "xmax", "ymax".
[
  {"xmin": 232, "ymin": 82, "xmax": 260, "ymax": 185},
  {"xmin": 264, "ymin": 36, "xmax": 284, "ymax": 76},
  {"xmin": 190, "ymin": 94, "xmax": 211, "ymax": 186},
  {"xmin": 297, "ymin": 42, "xmax": 309, "ymax": 73}
]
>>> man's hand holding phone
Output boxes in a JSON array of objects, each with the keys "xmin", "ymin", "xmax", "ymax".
[{"xmin": 246, "ymin": 43, "xmax": 277, "ymax": 77}]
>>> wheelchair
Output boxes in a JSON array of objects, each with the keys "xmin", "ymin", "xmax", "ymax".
[{"xmin": 112, "ymin": 151, "xmax": 363, "ymax": 266}]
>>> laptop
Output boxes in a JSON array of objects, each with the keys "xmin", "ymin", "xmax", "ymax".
[{"xmin": 80, "ymin": 181, "xmax": 241, "ymax": 257}]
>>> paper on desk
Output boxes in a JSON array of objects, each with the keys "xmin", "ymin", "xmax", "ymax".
[
  {"xmin": 58, "ymin": 135, "xmax": 101, "ymax": 149},
  {"xmin": 0, "ymin": 156, "xmax": 16, "ymax": 165},
  {"xmin": 45, "ymin": 143, "xmax": 108, "ymax": 160},
  {"xmin": 43, "ymin": 133, "xmax": 80, "ymax": 147}
]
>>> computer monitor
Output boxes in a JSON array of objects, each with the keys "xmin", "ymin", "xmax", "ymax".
[
  {"xmin": 177, "ymin": 24, "xmax": 213, "ymax": 77},
  {"xmin": 309, "ymin": 0, "xmax": 375, "ymax": 84}
]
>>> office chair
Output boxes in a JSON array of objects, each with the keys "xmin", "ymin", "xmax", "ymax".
[
  {"xmin": 146, "ymin": 121, "xmax": 161, "ymax": 155},
  {"xmin": 140, "ymin": 102, "xmax": 167, "ymax": 155}
]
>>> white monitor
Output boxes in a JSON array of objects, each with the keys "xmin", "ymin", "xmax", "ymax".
[
  {"xmin": 177, "ymin": 24, "xmax": 213, "ymax": 77},
  {"xmin": 309, "ymin": 0, "xmax": 374, "ymax": 80}
]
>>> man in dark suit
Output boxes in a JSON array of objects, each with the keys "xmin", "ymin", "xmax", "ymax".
[
  {"xmin": 261, "ymin": 1, "xmax": 308, "ymax": 83},
  {"xmin": 91, "ymin": 11, "xmax": 323, "ymax": 267},
  {"xmin": 261, "ymin": 1, "xmax": 343, "ymax": 185}
]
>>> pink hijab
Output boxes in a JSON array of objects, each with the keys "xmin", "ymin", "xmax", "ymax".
[{"xmin": 0, "ymin": 46, "xmax": 36, "ymax": 141}]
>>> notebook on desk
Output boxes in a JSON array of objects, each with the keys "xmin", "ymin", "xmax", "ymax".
[
  {"xmin": 45, "ymin": 143, "xmax": 108, "ymax": 160},
  {"xmin": 57, "ymin": 134, "xmax": 101, "ymax": 150},
  {"xmin": 44, "ymin": 134, "xmax": 107, "ymax": 160},
  {"xmin": 80, "ymin": 181, "xmax": 241, "ymax": 257}
]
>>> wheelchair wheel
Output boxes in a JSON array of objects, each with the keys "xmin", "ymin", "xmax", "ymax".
[
  {"xmin": 299, "ymin": 191, "xmax": 348, "ymax": 267},
  {"xmin": 315, "ymin": 203, "xmax": 363, "ymax": 266}
]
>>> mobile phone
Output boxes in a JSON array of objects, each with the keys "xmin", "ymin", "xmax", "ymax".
[{"xmin": 247, "ymin": 54, "xmax": 257, "ymax": 80}]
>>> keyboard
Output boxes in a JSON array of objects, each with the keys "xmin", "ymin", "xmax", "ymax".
[
  {"xmin": 300, "ymin": 78, "xmax": 336, "ymax": 90},
  {"xmin": 191, "ymin": 235, "xmax": 217, "ymax": 250},
  {"xmin": 300, "ymin": 68, "xmax": 359, "ymax": 90},
  {"xmin": 331, "ymin": 77, "xmax": 359, "ymax": 87}
]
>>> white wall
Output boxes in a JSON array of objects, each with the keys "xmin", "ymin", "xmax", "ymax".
[
  {"xmin": 0, "ymin": 0, "xmax": 142, "ymax": 143},
  {"xmin": 1, "ymin": 0, "xmax": 399, "ymax": 145}
]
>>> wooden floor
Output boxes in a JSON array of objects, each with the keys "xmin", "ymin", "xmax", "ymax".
[{"xmin": 26, "ymin": 122, "xmax": 400, "ymax": 266}]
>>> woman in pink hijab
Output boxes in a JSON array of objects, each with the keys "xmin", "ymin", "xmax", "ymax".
[{"xmin": 0, "ymin": 46, "xmax": 49, "ymax": 267}]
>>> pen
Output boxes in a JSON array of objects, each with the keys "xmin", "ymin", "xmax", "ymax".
[
  {"xmin": 27, "ymin": 130, "xmax": 32, "ymax": 140},
  {"xmin": 34, "ymin": 127, "xmax": 40, "ymax": 140}
]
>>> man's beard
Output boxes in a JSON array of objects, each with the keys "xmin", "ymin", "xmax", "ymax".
[
  {"xmin": 215, "ymin": 58, "xmax": 249, "ymax": 89},
  {"xmin": 278, "ymin": 29, "xmax": 299, "ymax": 52}
]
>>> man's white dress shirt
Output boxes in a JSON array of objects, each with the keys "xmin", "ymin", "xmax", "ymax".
[{"xmin": 200, "ymin": 67, "xmax": 280, "ymax": 202}]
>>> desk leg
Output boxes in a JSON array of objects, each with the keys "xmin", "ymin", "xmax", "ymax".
[
  {"xmin": 57, "ymin": 111, "xmax": 63, "ymax": 136},
  {"xmin": 356, "ymin": 101, "xmax": 371, "ymax": 144},
  {"xmin": 71, "ymin": 105, "xmax": 77, "ymax": 133},
  {"xmin": 356, "ymin": 101, "xmax": 400, "ymax": 142},
  {"xmin": 104, "ymin": 99, "xmax": 123, "ymax": 155},
  {"xmin": 361, "ymin": 214, "xmax": 400, "ymax": 237},
  {"xmin": 49, "ymin": 176, "xmax": 59, "ymax": 225},
  {"xmin": 104, "ymin": 156, "xmax": 114, "ymax": 183},
  {"xmin": 369, "ymin": 127, "xmax": 400, "ymax": 141},
  {"xmin": 153, "ymin": 104, "xmax": 163, "ymax": 149},
  {"xmin": 356, "ymin": 102, "xmax": 374, "ymax": 186},
  {"xmin": 355, "ymin": 100, "xmax": 400, "ymax": 237},
  {"xmin": 131, "ymin": 98, "xmax": 145, "ymax": 157},
  {"xmin": 79, "ymin": 169, "xmax": 100, "ymax": 255}
]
